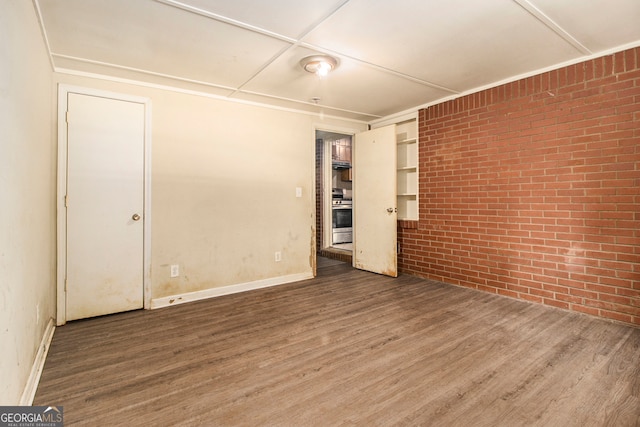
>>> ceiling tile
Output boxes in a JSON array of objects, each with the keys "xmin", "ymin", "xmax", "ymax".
[
  {"xmin": 241, "ymin": 47, "xmax": 452, "ymax": 117},
  {"xmin": 53, "ymin": 55, "xmax": 236, "ymax": 98},
  {"xmin": 528, "ymin": 0, "xmax": 640, "ymax": 53},
  {"xmin": 39, "ymin": 0, "xmax": 291, "ymax": 88},
  {"xmin": 174, "ymin": 0, "xmax": 349, "ymax": 39},
  {"xmin": 302, "ymin": 0, "xmax": 583, "ymax": 91},
  {"xmin": 231, "ymin": 91, "xmax": 379, "ymax": 122}
]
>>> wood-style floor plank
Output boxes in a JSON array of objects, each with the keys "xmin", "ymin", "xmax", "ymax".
[{"xmin": 35, "ymin": 257, "xmax": 640, "ymax": 426}]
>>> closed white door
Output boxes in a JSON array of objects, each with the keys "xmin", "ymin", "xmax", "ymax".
[
  {"xmin": 353, "ymin": 125, "xmax": 398, "ymax": 277},
  {"xmin": 65, "ymin": 93, "xmax": 145, "ymax": 321}
]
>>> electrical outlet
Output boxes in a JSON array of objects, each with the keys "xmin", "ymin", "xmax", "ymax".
[
  {"xmin": 170, "ymin": 264, "xmax": 179, "ymax": 278},
  {"xmin": 275, "ymin": 251, "xmax": 282, "ymax": 262}
]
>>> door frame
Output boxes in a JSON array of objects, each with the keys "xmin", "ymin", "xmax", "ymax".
[
  {"xmin": 56, "ymin": 84, "xmax": 152, "ymax": 325},
  {"xmin": 313, "ymin": 124, "xmax": 361, "ymax": 271}
]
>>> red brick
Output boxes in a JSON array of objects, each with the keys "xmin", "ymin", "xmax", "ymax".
[
  {"xmin": 544, "ymin": 298, "xmax": 570, "ymax": 310},
  {"xmin": 572, "ymin": 304, "xmax": 600, "ymax": 317},
  {"xmin": 600, "ymin": 310, "xmax": 633, "ymax": 324},
  {"xmin": 598, "ymin": 293, "xmax": 633, "ymax": 306},
  {"xmin": 569, "ymin": 287, "xmax": 598, "ymax": 299}
]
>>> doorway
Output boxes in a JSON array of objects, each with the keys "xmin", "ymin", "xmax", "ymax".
[
  {"xmin": 315, "ymin": 129, "xmax": 353, "ymax": 263},
  {"xmin": 57, "ymin": 85, "xmax": 152, "ymax": 325},
  {"xmin": 314, "ymin": 125, "xmax": 399, "ymax": 277}
]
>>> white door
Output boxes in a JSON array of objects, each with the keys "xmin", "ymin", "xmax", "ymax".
[
  {"xmin": 65, "ymin": 93, "xmax": 145, "ymax": 321},
  {"xmin": 353, "ymin": 125, "xmax": 398, "ymax": 277}
]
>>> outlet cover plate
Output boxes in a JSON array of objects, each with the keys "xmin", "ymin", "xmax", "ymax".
[{"xmin": 170, "ymin": 264, "xmax": 179, "ymax": 278}]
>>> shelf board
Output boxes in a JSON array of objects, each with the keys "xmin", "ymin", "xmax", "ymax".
[
  {"xmin": 397, "ymin": 193, "xmax": 417, "ymax": 197},
  {"xmin": 397, "ymin": 166, "xmax": 417, "ymax": 171},
  {"xmin": 397, "ymin": 138, "xmax": 417, "ymax": 145}
]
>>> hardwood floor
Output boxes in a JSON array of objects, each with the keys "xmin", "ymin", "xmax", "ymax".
[{"xmin": 35, "ymin": 257, "xmax": 640, "ymax": 426}]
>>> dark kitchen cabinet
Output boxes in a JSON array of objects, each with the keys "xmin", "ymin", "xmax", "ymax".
[{"xmin": 332, "ymin": 138, "xmax": 351, "ymax": 164}]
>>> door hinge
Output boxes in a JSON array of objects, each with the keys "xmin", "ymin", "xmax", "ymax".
[
  {"xmin": 66, "ymin": 111, "xmax": 70, "ymax": 123},
  {"xmin": 64, "ymin": 195, "xmax": 68, "ymax": 207}
]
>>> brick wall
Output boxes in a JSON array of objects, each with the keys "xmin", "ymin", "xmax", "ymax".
[
  {"xmin": 400, "ymin": 47, "xmax": 640, "ymax": 326},
  {"xmin": 315, "ymin": 138, "xmax": 324, "ymax": 253}
]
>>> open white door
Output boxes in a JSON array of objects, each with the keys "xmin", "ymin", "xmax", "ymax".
[
  {"xmin": 353, "ymin": 125, "xmax": 397, "ymax": 277},
  {"xmin": 64, "ymin": 92, "xmax": 146, "ymax": 321}
]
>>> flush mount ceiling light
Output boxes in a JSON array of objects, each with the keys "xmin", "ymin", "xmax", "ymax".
[{"xmin": 300, "ymin": 55, "xmax": 338, "ymax": 77}]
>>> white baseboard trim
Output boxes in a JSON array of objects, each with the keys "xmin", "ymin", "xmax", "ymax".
[
  {"xmin": 20, "ymin": 318, "xmax": 55, "ymax": 405},
  {"xmin": 150, "ymin": 272, "xmax": 313, "ymax": 309}
]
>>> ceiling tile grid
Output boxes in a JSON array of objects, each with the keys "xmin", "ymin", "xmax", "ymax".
[{"xmin": 36, "ymin": 0, "xmax": 640, "ymax": 122}]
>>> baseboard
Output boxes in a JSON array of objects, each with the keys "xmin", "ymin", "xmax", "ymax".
[
  {"xmin": 20, "ymin": 318, "xmax": 55, "ymax": 405},
  {"xmin": 150, "ymin": 272, "xmax": 313, "ymax": 309}
]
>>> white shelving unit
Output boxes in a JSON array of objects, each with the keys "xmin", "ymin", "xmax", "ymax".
[{"xmin": 396, "ymin": 118, "xmax": 418, "ymax": 220}]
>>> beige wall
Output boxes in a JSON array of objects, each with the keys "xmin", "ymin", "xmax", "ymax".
[
  {"xmin": 54, "ymin": 73, "xmax": 366, "ymax": 304},
  {"xmin": 0, "ymin": 2, "xmax": 56, "ymax": 404}
]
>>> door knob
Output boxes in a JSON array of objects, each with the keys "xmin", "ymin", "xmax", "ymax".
[
  {"xmin": 132, "ymin": 213, "xmax": 141, "ymax": 221},
  {"xmin": 386, "ymin": 207, "xmax": 396, "ymax": 213}
]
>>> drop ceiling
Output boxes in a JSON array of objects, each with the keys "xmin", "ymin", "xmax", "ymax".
[{"xmin": 35, "ymin": 0, "xmax": 640, "ymax": 122}]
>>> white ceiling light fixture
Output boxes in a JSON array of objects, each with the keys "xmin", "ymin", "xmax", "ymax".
[{"xmin": 300, "ymin": 55, "xmax": 338, "ymax": 77}]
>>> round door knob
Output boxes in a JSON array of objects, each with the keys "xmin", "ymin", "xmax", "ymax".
[{"xmin": 132, "ymin": 213, "xmax": 141, "ymax": 221}]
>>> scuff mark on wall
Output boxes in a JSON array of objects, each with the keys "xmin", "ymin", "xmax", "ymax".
[
  {"xmin": 310, "ymin": 224, "xmax": 316, "ymax": 274},
  {"xmin": 564, "ymin": 242, "xmax": 587, "ymax": 267}
]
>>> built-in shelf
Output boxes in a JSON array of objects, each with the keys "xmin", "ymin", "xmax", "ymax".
[{"xmin": 396, "ymin": 118, "xmax": 418, "ymax": 220}]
